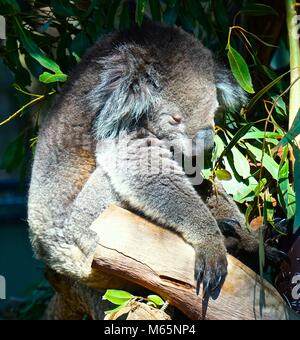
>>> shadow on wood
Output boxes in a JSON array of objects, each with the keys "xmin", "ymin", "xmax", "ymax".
[{"xmin": 88, "ymin": 205, "xmax": 292, "ymax": 320}]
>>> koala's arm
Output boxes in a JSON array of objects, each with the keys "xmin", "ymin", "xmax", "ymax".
[{"xmin": 98, "ymin": 136, "xmax": 228, "ymax": 294}]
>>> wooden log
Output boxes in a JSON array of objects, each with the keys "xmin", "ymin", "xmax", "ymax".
[{"xmin": 90, "ymin": 205, "xmax": 292, "ymax": 320}]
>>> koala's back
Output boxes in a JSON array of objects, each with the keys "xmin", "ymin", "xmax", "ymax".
[{"xmin": 28, "ymin": 22, "xmax": 216, "ymax": 238}]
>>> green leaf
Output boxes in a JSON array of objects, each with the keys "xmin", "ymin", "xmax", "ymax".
[
  {"xmin": 245, "ymin": 143, "xmax": 279, "ymax": 180},
  {"xmin": 264, "ymin": 193, "xmax": 274, "ymax": 223},
  {"xmin": 212, "ymin": 135, "xmax": 225, "ymax": 164},
  {"xmin": 242, "ymin": 131, "xmax": 281, "ymax": 140},
  {"xmin": 239, "ymin": 3, "xmax": 278, "ymax": 17},
  {"xmin": 39, "ymin": 72, "xmax": 68, "ymax": 84},
  {"xmin": 147, "ymin": 295, "xmax": 165, "ymax": 306},
  {"xmin": 247, "ymin": 69, "xmax": 292, "ymax": 111},
  {"xmin": 215, "ymin": 169, "xmax": 232, "ymax": 181},
  {"xmin": 231, "ymin": 146, "xmax": 251, "ymax": 179},
  {"xmin": 13, "ymin": 17, "xmax": 67, "ymax": 83},
  {"xmin": 216, "ymin": 123, "xmax": 255, "ymax": 165},
  {"xmin": 254, "ymin": 178, "xmax": 268, "ymax": 196},
  {"xmin": 136, "ymin": 0, "xmax": 148, "ymax": 26},
  {"xmin": 103, "ymin": 290, "xmax": 133, "ymax": 305},
  {"xmin": 278, "ymin": 109, "xmax": 300, "ymax": 148},
  {"xmin": 271, "ymin": 96, "xmax": 287, "ymax": 117},
  {"xmin": 245, "ymin": 203, "xmax": 254, "ymax": 226},
  {"xmin": 293, "ymin": 147, "xmax": 300, "ymax": 232},
  {"xmin": 72, "ymin": 52, "xmax": 81, "ymax": 63},
  {"xmin": 221, "ymin": 156, "xmax": 258, "ymax": 203},
  {"xmin": 227, "ymin": 46, "xmax": 254, "ymax": 94},
  {"xmin": 278, "ymin": 146, "xmax": 296, "ymax": 219}
]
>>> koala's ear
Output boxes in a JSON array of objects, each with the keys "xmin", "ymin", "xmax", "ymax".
[
  {"xmin": 90, "ymin": 44, "xmax": 160, "ymax": 139},
  {"xmin": 215, "ymin": 67, "xmax": 248, "ymax": 112}
]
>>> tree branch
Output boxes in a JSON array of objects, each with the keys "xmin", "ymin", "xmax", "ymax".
[{"xmin": 87, "ymin": 205, "xmax": 292, "ymax": 320}]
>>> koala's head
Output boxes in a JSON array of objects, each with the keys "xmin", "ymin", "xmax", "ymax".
[{"xmin": 91, "ymin": 24, "xmax": 246, "ymax": 157}]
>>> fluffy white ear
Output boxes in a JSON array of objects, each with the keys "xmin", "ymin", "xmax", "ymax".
[
  {"xmin": 215, "ymin": 67, "xmax": 248, "ymax": 111},
  {"xmin": 89, "ymin": 44, "xmax": 160, "ymax": 139}
]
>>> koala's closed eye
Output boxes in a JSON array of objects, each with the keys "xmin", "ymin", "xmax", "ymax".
[{"xmin": 170, "ymin": 114, "xmax": 183, "ymax": 125}]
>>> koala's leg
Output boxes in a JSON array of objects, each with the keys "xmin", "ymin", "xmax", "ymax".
[
  {"xmin": 196, "ymin": 179, "xmax": 246, "ymax": 226},
  {"xmin": 98, "ymin": 136, "xmax": 228, "ymax": 297},
  {"xmin": 31, "ymin": 166, "xmax": 122, "ymax": 280},
  {"xmin": 196, "ymin": 180, "xmax": 261, "ymax": 255},
  {"xmin": 196, "ymin": 180, "xmax": 287, "ymax": 270},
  {"xmin": 44, "ymin": 293, "xmax": 85, "ymax": 320},
  {"xmin": 44, "ymin": 281, "xmax": 106, "ymax": 320}
]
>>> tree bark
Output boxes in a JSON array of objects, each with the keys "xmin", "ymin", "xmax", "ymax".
[{"xmin": 87, "ymin": 205, "xmax": 293, "ymax": 320}]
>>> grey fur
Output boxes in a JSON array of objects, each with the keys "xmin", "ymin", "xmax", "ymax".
[
  {"xmin": 28, "ymin": 22, "xmax": 248, "ymax": 318},
  {"xmin": 215, "ymin": 67, "xmax": 248, "ymax": 111},
  {"xmin": 90, "ymin": 44, "xmax": 161, "ymax": 139}
]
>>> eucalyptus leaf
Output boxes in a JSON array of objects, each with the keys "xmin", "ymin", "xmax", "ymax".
[
  {"xmin": 147, "ymin": 295, "xmax": 165, "ymax": 306},
  {"xmin": 242, "ymin": 131, "xmax": 281, "ymax": 140},
  {"xmin": 247, "ymin": 70, "xmax": 292, "ymax": 111},
  {"xmin": 227, "ymin": 46, "xmax": 254, "ymax": 94},
  {"xmin": 278, "ymin": 109, "xmax": 300, "ymax": 148},
  {"xmin": 278, "ymin": 146, "xmax": 296, "ymax": 219},
  {"xmin": 221, "ymin": 156, "xmax": 258, "ymax": 203},
  {"xmin": 39, "ymin": 72, "xmax": 68, "ymax": 84},
  {"xmin": 264, "ymin": 193, "xmax": 274, "ymax": 223},
  {"xmin": 215, "ymin": 169, "xmax": 232, "ymax": 181},
  {"xmin": 245, "ymin": 143, "xmax": 279, "ymax": 180},
  {"xmin": 216, "ymin": 123, "xmax": 255, "ymax": 166},
  {"xmin": 13, "ymin": 17, "xmax": 67, "ymax": 83},
  {"xmin": 231, "ymin": 146, "xmax": 251, "ymax": 179},
  {"xmin": 136, "ymin": 0, "xmax": 148, "ymax": 26},
  {"xmin": 293, "ymin": 147, "xmax": 300, "ymax": 232},
  {"xmin": 103, "ymin": 290, "xmax": 133, "ymax": 305}
]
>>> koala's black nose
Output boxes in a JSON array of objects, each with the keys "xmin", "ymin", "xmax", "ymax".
[{"xmin": 195, "ymin": 128, "xmax": 215, "ymax": 152}]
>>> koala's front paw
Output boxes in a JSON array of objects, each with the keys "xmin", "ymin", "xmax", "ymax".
[{"xmin": 194, "ymin": 242, "xmax": 228, "ymax": 300}]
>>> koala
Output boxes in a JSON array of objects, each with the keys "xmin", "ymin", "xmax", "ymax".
[{"xmin": 28, "ymin": 22, "xmax": 261, "ymax": 319}]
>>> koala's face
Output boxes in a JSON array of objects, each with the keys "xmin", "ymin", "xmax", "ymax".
[
  {"xmin": 146, "ymin": 98, "xmax": 216, "ymax": 158},
  {"xmin": 93, "ymin": 27, "xmax": 246, "ymax": 150},
  {"xmin": 151, "ymin": 46, "xmax": 220, "ymax": 158}
]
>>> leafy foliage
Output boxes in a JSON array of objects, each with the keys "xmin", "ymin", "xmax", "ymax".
[
  {"xmin": 1, "ymin": 0, "xmax": 300, "ymax": 317},
  {"xmin": 103, "ymin": 289, "xmax": 165, "ymax": 316}
]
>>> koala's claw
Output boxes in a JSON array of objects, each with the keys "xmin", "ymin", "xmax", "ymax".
[{"xmin": 194, "ymin": 246, "xmax": 228, "ymax": 300}]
